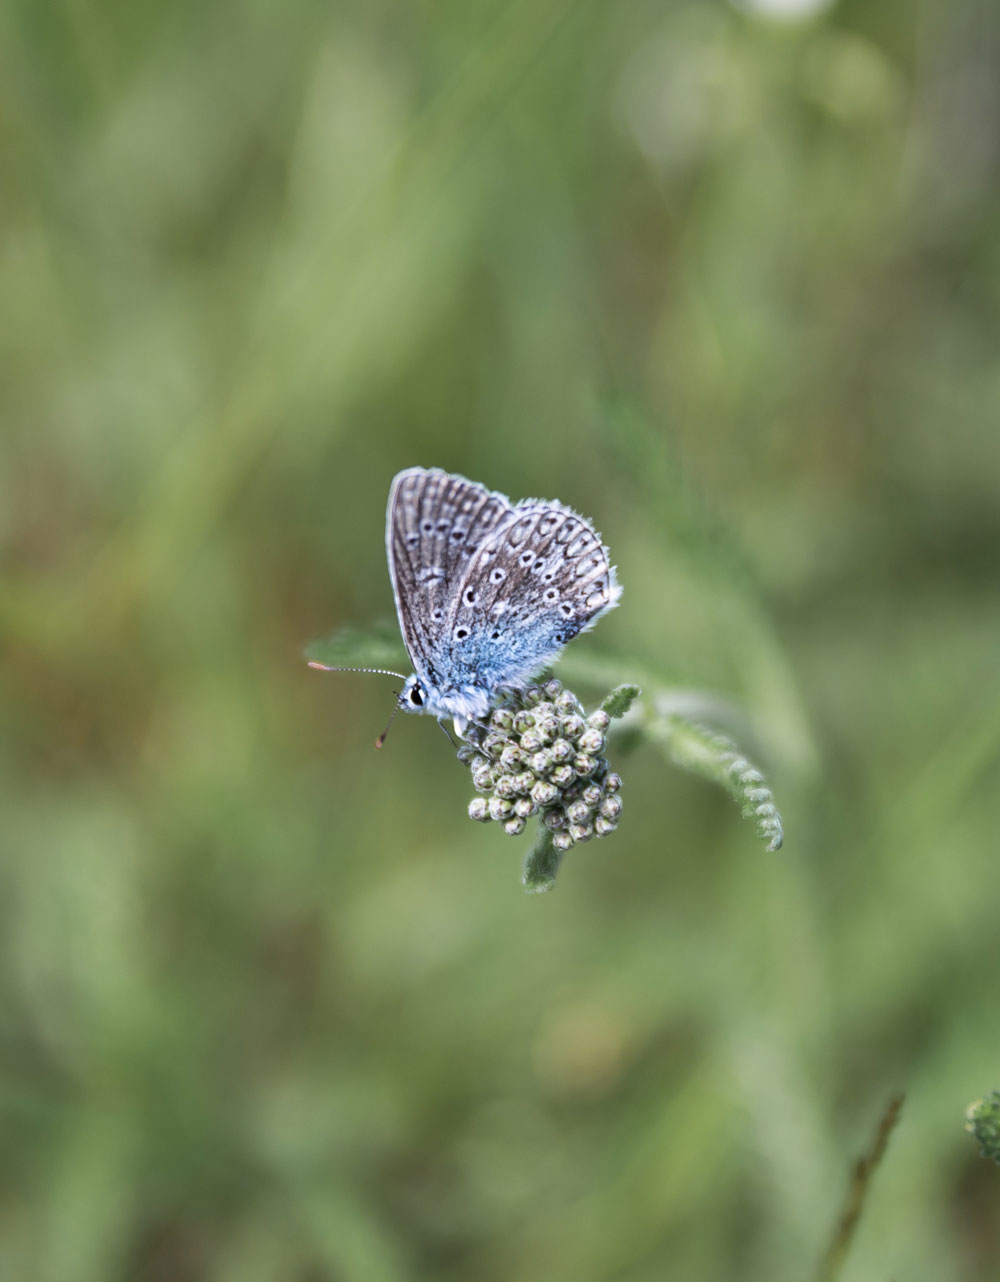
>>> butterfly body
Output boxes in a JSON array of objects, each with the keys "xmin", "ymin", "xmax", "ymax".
[{"xmin": 387, "ymin": 467, "xmax": 621, "ymax": 734}]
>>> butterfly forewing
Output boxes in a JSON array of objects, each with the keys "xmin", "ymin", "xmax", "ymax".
[{"xmin": 387, "ymin": 468, "xmax": 515, "ymax": 683}]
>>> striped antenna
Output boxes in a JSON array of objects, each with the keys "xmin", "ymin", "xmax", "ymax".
[
  {"xmin": 307, "ymin": 660, "xmax": 407, "ymax": 748},
  {"xmin": 307, "ymin": 661, "xmax": 407, "ymax": 680}
]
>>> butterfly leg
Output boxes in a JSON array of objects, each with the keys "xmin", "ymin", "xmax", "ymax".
[{"xmin": 436, "ymin": 718, "xmax": 460, "ymax": 748}]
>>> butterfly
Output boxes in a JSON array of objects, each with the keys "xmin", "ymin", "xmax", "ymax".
[{"xmin": 311, "ymin": 467, "xmax": 621, "ymax": 738}]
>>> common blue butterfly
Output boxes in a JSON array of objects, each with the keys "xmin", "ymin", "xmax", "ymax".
[{"xmin": 312, "ymin": 467, "xmax": 621, "ymax": 738}]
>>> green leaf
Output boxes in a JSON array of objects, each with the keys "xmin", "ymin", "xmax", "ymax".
[
  {"xmin": 305, "ymin": 621, "xmax": 408, "ymax": 673},
  {"xmin": 601, "ymin": 684, "xmax": 642, "ymax": 719},
  {"xmin": 646, "ymin": 713, "xmax": 784, "ymax": 852},
  {"xmin": 522, "ymin": 829, "xmax": 565, "ymax": 894}
]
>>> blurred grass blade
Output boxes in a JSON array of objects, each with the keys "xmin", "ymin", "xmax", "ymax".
[{"xmin": 815, "ymin": 1094, "xmax": 905, "ymax": 1282}]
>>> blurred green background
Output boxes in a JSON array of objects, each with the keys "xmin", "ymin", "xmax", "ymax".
[{"xmin": 3, "ymin": 0, "xmax": 1000, "ymax": 1278}]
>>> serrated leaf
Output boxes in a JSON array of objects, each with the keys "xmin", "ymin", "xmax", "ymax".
[
  {"xmin": 601, "ymin": 684, "xmax": 642, "ymax": 719},
  {"xmin": 305, "ymin": 621, "xmax": 408, "ymax": 672},
  {"xmin": 646, "ymin": 713, "xmax": 784, "ymax": 852}
]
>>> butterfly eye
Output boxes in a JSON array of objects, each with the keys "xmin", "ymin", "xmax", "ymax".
[{"xmin": 408, "ymin": 686, "xmax": 425, "ymax": 707}]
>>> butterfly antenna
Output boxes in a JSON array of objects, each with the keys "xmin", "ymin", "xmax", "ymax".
[
  {"xmin": 307, "ymin": 661, "xmax": 406, "ymax": 750},
  {"xmin": 307, "ymin": 661, "xmax": 407, "ymax": 680}
]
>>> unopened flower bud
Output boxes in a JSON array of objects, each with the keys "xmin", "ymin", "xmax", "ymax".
[
  {"xmin": 555, "ymin": 691, "xmax": 579, "ymax": 714},
  {"xmin": 519, "ymin": 728, "xmax": 543, "ymax": 753},
  {"xmin": 472, "ymin": 766, "xmax": 495, "ymax": 793},
  {"xmin": 578, "ymin": 728, "xmax": 605, "ymax": 755},
  {"xmin": 568, "ymin": 822, "xmax": 594, "ymax": 843},
  {"xmin": 600, "ymin": 795, "xmax": 623, "ymax": 821},
  {"xmin": 550, "ymin": 738, "xmax": 574, "ymax": 763},
  {"xmin": 500, "ymin": 745, "xmax": 523, "ymax": 771},
  {"xmin": 560, "ymin": 714, "xmax": 586, "ymax": 741},
  {"xmin": 535, "ymin": 715, "xmax": 559, "ymax": 744},
  {"xmin": 504, "ymin": 816, "xmax": 527, "ymax": 836},
  {"xmin": 514, "ymin": 798, "xmax": 535, "ymax": 819},
  {"xmin": 531, "ymin": 780, "xmax": 560, "ymax": 807},
  {"xmin": 551, "ymin": 764, "xmax": 575, "ymax": 787},
  {"xmin": 594, "ymin": 816, "xmax": 617, "ymax": 837},
  {"xmin": 573, "ymin": 754, "xmax": 597, "ymax": 777},
  {"xmin": 587, "ymin": 709, "xmax": 611, "ymax": 732},
  {"xmin": 566, "ymin": 800, "xmax": 592, "ymax": 826},
  {"xmin": 582, "ymin": 783, "xmax": 603, "ymax": 806},
  {"xmin": 514, "ymin": 710, "xmax": 536, "ymax": 734},
  {"xmin": 468, "ymin": 797, "xmax": 491, "ymax": 822},
  {"xmin": 552, "ymin": 831, "xmax": 574, "ymax": 852},
  {"xmin": 493, "ymin": 775, "xmax": 518, "ymax": 800},
  {"xmin": 530, "ymin": 750, "xmax": 553, "ymax": 775},
  {"xmin": 488, "ymin": 796, "xmax": 513, "ymax": 822},
  {"xmin": 604, "ymin": 772, "xmax": 622, "ymax": 794},
  {"xmin": 490, "ymin": 708, "xmax": 515, "ymax": 731}
]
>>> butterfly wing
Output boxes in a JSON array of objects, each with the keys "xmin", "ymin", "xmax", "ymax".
[
  {"xmin": 386, "ymin": 467, "xmax": 516, "ymax": 687},
  {"xmin": 442, "ymin": 497, "xmax": 622, "ymax": 696}
]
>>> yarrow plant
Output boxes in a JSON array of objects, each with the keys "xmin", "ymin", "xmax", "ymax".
[
  {"xmin": 966, "ymin": 1091, "xmax": 1000, "ymax": 1164},
  {"xmin": 306, "ymin": 626, "xmax": 785, "ymax": 894}
]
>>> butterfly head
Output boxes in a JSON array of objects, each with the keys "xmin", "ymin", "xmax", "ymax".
[
  {"xmin": 397, "ymin": 672, "xmax": 494, "ymax": 739},
  {"xmin": 398, "ymin": 674, "xmax": 429, "ymax": 714}
]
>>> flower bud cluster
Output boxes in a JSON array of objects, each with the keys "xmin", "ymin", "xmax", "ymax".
[
  {"xmin": 460, "ymin": 679, "xmax": 622, "ymax": 849},
  {"xmin": 967, "ymin": 1091, "xmax": 1000, "ymax": 1164}
]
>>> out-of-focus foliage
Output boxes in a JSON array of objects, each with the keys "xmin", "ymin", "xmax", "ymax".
[
  {"xmin": 967, "ymin": 1093, "xmax": 1000, "ymax": 1167},
  {"xmin": 2, "ymin": 0, "xmax": 999, "ymax": 1278}
]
